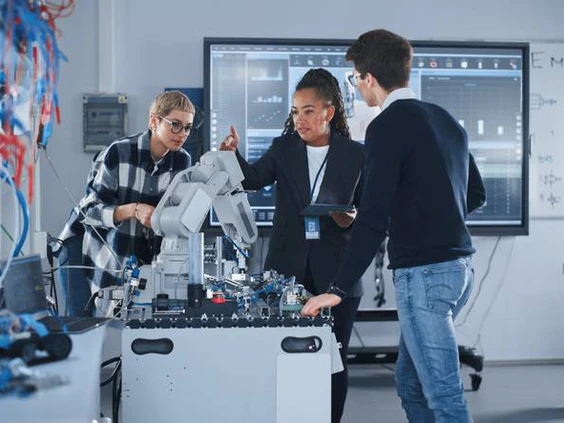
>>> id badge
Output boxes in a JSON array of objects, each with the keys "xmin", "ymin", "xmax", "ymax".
[{"xmin": 304, "ymin": 216, "xmax": 320, "ymax": 240}]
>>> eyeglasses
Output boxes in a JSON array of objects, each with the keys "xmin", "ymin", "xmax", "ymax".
[
  {"xmin": 347, "ymin": 72, "xmax": 363, "ymax": 88},
  {"xmin": 158, "ymin": 116, "xmax": 194, "ymax": 134}
]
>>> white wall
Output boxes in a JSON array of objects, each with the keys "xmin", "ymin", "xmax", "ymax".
[{"xmin": 39, "ymin": 0, "xmax": 564, "ymax": 361}]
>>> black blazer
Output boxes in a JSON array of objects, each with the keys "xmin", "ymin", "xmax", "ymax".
[{"xmin": 236, "ymin": 133, "xmax": 365, "ymax": 297}]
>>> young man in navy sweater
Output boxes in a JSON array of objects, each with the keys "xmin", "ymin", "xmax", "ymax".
[{"xmin": 302, "ymin": 29, "xmax": 486, "ymax": 423}]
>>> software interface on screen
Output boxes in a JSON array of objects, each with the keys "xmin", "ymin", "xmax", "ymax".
[{"xmin": 206, "ymin": 41, "xmax": 527, "ymax": 233}]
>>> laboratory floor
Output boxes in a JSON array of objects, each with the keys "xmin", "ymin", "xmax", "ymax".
[{"xmin": 343, "ymin": 362, "xmax": 564, "ymax": 422}]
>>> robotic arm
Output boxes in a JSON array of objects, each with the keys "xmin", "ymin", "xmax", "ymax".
[
  {"xmin": 119, "ymin": 151, "xmax": 258, "ymax": 314},
  {"xmin": 151, "ymin": 150, "xmax": 258, "ymax": 256}
]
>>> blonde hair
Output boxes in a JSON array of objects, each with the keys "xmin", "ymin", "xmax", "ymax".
[{"xmin": 149, "ymin": 91, "xmax": 195, "ymax": 119}]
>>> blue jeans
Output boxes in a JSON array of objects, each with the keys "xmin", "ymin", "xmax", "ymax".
[
  {"xmin": 55, "ymin": 235, "xmax": 92, "ymax": 316},
  {"xmin": 393, "ymin": 257, "xmax": 474, "ymax": 423}
]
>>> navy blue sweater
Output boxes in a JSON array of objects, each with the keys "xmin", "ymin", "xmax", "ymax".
[{"xmin": 333, "ymin": 99, "xmax": 486, "ymax": 294}]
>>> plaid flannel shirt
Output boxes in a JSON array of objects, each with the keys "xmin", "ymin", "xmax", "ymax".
[{"xmin": 62, "ymin": 130, "xmax": 190, "ymax": 290}]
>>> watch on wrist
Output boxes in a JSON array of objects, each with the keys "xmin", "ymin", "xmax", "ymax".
[{"xmin": 326, "ymin": 284, "xmax": 346, "ymax": 298}]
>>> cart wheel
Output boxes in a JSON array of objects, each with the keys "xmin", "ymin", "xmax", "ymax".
[{"xmin": 42, "ymin": 333, "xmax": 73, "ymax": 361}]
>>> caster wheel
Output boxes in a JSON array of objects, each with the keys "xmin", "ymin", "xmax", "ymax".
[
  {"xmin": 42, "ymin": 333, "xmax": 73, "ymax": 360},
  {"xmin": 470, "ymin": 373, "xmax": 482, "ymax": 391}
]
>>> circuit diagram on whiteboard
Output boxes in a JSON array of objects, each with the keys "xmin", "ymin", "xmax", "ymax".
[
  {"xmin": 536, "ymin": 156, "xmax": 562, "ymax": 208},
  {"xmin": 529, "ymin": 44, "xmax": 564, "ymax": 217},
  {"xmin": 530, "ymin": 92, "xmax": 557, "ymax": 109}
]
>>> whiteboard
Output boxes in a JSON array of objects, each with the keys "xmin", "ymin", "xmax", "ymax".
[{"xmin": 529, "ymin": 43, "xmax": 564, "ymax": 218}]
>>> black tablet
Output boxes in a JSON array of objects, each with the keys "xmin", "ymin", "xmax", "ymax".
[{"xmin": 301, "ymin": 204, "xmax": 355, "ymax": 216}]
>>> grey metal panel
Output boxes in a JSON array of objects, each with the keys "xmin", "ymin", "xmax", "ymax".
[
  {"xmin": 276, "ymin": 354, "xmax": 331, "ymax": 423},
  {"xmin": 83, "ymin": 93, "xmax": 128, "ymax": 151},
  {"xmin": 121, "ymin": 326, "xmax": 333, "ymax": 423}
]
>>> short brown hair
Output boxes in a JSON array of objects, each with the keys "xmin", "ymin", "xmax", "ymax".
[
  {"xmin": 346, "ymin": 29, "xmax": 412, "ymax": 91},
  {"xmin": 149, "ymin": 90, "xmax": 195, "ymax": 118}
]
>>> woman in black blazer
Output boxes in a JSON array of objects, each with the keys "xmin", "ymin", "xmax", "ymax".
[{"xmin": 221, "ymin": 68, "xmax": 364, "ymax": 423}]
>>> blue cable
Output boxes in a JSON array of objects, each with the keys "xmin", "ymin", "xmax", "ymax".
[
  {"xmin": 223, "ymin": 235, "xmax": 250, "ymax": 259},
  {"xmin": 12, "ymin": 185, "xmax": 28, "ymax": 256},
  {"xmin": 1, "ymin": 0, "xmax": 67, "ymax": 147},
  {"xmin": 0, "ymin": 168, "xmax": 29, "ymax": 257}
]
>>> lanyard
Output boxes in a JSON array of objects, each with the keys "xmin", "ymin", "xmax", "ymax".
[{"xmin": 309, "ymin": 153, "xmax": 328, "ymax": 201}]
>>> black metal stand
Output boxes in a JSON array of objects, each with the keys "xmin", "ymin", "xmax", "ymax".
[{"xmin": 348, "ymin": 309, "xmax": 484, "ymax": 391}]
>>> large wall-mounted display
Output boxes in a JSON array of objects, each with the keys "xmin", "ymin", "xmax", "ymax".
[{"xmin": 204, "ymin": 38, "xmax": 529, "ymax": 236}]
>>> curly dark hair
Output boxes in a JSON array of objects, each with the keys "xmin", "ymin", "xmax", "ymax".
[
  {"xmin": 282, "ymin": 68, "xmax": 350, "ymax": 138},
  {"xmin": 346, "ymin": 29, "xmax": 412, "ymax": 91}
]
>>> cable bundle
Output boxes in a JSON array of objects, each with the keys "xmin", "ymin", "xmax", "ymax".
[
  {"xmin": 0, "ymin": 0, "xmax": 73, "ymax": 286},
  {"xmin": 0, "ymin": 0, "xmax": 73, "ymax": 197}
]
